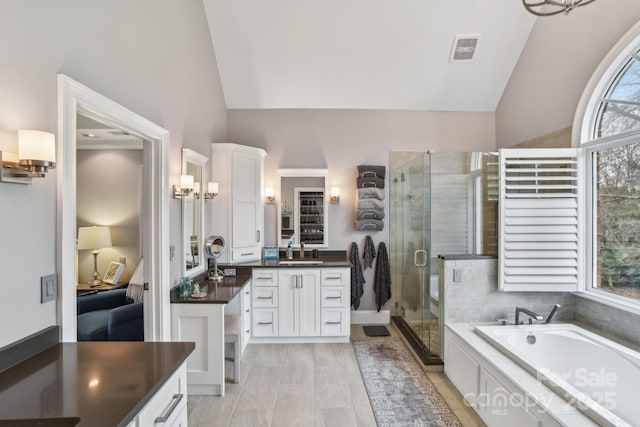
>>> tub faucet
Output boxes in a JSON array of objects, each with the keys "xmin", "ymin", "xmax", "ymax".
[
  {"xmin": 515, "ymin": 307, "xmax": 543, "ymax": 325},
  {"xmin": 542, "ymin": 304, "xmax": 561, "ymax": 324}
]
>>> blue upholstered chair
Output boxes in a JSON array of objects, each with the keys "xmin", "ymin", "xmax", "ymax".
[{"xmin": 77, "ymin": 288, "xmax": 143, "ymax": 341}]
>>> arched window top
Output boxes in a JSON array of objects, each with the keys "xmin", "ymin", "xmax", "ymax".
[{"xmin": 575, "ymin": 21, "xmax": 640, "ymax": 144}]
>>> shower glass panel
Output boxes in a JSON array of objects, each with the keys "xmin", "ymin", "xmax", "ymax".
[{"xmin": 390, "ymin": 151, "xmax": 498, "ymax": 364}]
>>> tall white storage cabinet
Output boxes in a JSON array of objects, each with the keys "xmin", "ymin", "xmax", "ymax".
[{"xmin": 211, "ymin": 143, "xmax": 266, "ymax": 263}]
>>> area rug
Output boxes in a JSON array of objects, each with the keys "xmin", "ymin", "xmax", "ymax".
[{"xmin": 352, "ymin": 337, "xmax": 462, "ymax": 427}]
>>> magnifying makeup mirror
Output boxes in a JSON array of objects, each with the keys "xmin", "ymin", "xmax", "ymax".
[{"xmin": 205, "ymin": 235, "xmax": 225, "ymax": 282}]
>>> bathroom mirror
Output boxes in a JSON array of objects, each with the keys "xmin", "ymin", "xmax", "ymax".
[
  {"xmin": 182, "ymin": 148, "xmax": 208, "ymax": 277},
  {"xmin": 277, "ymin": 168, "xmax": 328, "ymax": 248}
]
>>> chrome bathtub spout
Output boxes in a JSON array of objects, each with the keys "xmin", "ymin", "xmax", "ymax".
[
  {"xmin": 543, "ymin": 304, "xmax": 561, "ymax": 324},
  {"xmin": 515, "ymin": 307, "xmax": 543, "ymax": 325}
]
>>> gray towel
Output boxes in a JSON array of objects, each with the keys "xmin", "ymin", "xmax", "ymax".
[
  {"xmin": 374, "ymin": 242, "xmax": 391, "ymax": 312},
  {"xmin": 349, "ymin": 242, "xmax": 365, "ymax": 310},
  {"xmin": 357, "ymin": 198, "xmax": 385, "ymax": 210},
  {"xmin": 357, "ymin": 165, "xmax": 386, "ymax": 179},
  {"xmin": 356, "ymin": 209, "xmax": 385, "ymax": 220},
  {"xmin": 357, "ymin": 188, "xmax": 385, "ymax": 200},
  {"xmin": 355, "ymin": 219, "xmax": 384, "ymax": 231},
  {"xmin": 363, "ymin": 236, "xmax": 376, "ymax": 270},
  {"xmin": 356, "ymin": 176, "xmax": 385, "ymax": 189}
]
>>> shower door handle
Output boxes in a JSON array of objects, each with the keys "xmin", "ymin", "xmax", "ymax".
[{"xmin": 414, "ymin": 249, "xmax": 427, "ymax": 267}]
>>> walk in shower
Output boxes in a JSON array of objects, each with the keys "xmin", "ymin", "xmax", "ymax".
[{"xmin": 390, "ymin": 151, "xmax": 498, "ymax": 364}]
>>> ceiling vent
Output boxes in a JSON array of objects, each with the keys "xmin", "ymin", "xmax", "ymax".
[{"xmin": 450, "ymin": 34, "xmax": 481, "ymax": 63}]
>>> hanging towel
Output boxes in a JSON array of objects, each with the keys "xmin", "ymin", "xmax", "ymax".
[
  {"xmin": 373, "ymin": 242, "xmax": 391, "ymax": 312},
  {"xmin": 357, "ymin": 165, "xmax": 386, "ymax": 179},
  {"xmin": 363, "ymin": 235, "xmax": 376, "ymax": 270},
  {"xmin": 355, "ymin": 219, "xmax": 384, "ymax": 231},
  {"xmin": 357, "ymin": 198, "xmax": 385, "ymax": 210},
  {"xmin": 356, "ymin": 209, "xmax": 385, "ymax": 220},
  {"xmin": 356, "ymin": 176, "xmax": 385, "ymax": 189},
  {"xmin": 349, "ymin": 242, "xmax": 365, "ymax": 310},
  {"xmin": 357, "ymin": 187, "xmax": 385, "ymax": 200}
]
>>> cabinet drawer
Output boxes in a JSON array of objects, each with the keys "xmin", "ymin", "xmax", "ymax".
[
  {"xmin": 321, "ymin": 287, "xmax": 347, "ymax": 308},
  {"xmin": 232, "ymin": 246, "xmax": 261, "ymax": 262},
  {"xmin": 253, "ymin": 308, "xmax": 279, "ymax": 337},
  {"xmin": 252, "ymin": 287, "xmax": 278, "ymax": 308},
  {"xmin": 321, "ymin": 308, "xmax": 348, "ymax": 336},
  {"xmin": 321, "ymin": 269, "xmax": 348, "ymax": 286},
  {"xmin": 135, "ymin": 363, "xmax": 187, "ymax": 426},
  {"xmin": 252, "ymin": 269, "xmax": 277, "ymax": 286}
]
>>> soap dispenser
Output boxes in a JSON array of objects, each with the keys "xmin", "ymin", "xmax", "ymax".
[{"xmin": 287, "ymin": 240, "xmax": 293, "ymax": 259}]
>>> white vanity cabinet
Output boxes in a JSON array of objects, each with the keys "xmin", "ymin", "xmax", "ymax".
[
  {"xmin": 278, "ymin": 269, "xmax": 321, "ymax": 337},
  {"xmin": 251, "ymin": 267, "xmax": 350, "ymax": 342},
  {"xmin": 127, "ymin": 363, "xmax": 188, "ymax": 427},
  {"xmin": 211, "ymin": 143, "xmax": 266, "ymax": 263}
]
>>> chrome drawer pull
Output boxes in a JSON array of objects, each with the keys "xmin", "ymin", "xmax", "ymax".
[
  {"xmin": 241, "ymin": 252, "xmax": 253, "ymax": 256},
  {"xmin": 256, "ymin": 296, "xmax": 272, "ymax": 299},
  {"xmin": 324, "ymin": 276, "xmax": 341, "ymax": 280},
  {"xmin": 325, "ymin": 296, "xmax": 342, "ymax": 299},
  {"xmin": 154, "ymin": 393, "xmax": 183, "ymax": 424},
  {"xmin": 256, "ymin": 275, "xmax": 273, "ymax": 280},
  {"xmin": 325, "ymin": 321, "xmax": 341, "ymax": 325},
  {"xmin": 258, "ymin": 321, "xmax": 273, "ymax": 325}
]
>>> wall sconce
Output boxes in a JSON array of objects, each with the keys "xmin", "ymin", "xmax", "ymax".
[
  {"xmin": 204, "ymin": 182, "xmax": 219, "ymax": 200},
  {"xmin": 0, "ymin": 130, "xmax": 56, "ymax": 184},
  {"xmin": 265, "ymin": 187, "xmax": 276, "ymax": 203},
  {"xmin": 173, "ymin": 174, "xmax": 194, "ymax": 198},
  {"xmin": 330, "ymin": 187, "xmax": 340, "ymax": 203}
]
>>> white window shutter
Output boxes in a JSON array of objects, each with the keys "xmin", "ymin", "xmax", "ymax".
[{"xmin": 499, "ymin": 149, "xmax": 584, "ymax": 292}]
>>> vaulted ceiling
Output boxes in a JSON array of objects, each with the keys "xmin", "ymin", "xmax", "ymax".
[{"xmin": 203, "ymin": 0, "xmax": 537, "ymax": 111}]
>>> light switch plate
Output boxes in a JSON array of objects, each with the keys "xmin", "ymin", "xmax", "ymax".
[
  {"xmin": 41, "ymin": 274, "xmax": 57, "ymax": 303},
  {"xmin": 170, "ymin": 245, "xmax": 176, "ymax": 261},
  {"xmin": 453, "ymin": 268, "xmax": 463, "ymax": 283}
]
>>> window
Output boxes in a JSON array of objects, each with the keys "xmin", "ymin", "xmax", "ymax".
[{"xmin": 580, "ymin": 22, "xmax": 640, "ymax": 305}]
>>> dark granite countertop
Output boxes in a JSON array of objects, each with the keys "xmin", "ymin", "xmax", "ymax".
[
  {"xmin": 216, "ymin": 251, "xmax": 351, "ymax": 269},
  {"xmin": 0, "ymin": 341, "xmax": 194, "ymax": 427},
  {"xmin": 170, "ymin": 274, "xmax": 251, "ymax": 304}
]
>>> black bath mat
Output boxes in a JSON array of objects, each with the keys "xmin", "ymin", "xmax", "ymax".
[{"xmin": 363, "ymin": 325, "xmax": 390, "ymax": 337}]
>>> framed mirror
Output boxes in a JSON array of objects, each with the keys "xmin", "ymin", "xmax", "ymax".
[
  {"xmin": 277, "ymin": 168, "xmax": 329, "ymax": 248},
  {"xmin": 182, "ymin": 148, "xmax": 208, "ymax": 277}
]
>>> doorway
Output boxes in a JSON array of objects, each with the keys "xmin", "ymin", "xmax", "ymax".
[{"xmin": 57, "ymin": 75, "xmax": 171, "ymax": 342}]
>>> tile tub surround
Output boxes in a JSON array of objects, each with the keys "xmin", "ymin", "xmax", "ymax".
[
  {"xmin": 439, "ymin": 258, "xmax": 574, "ymax": 325},
  {"xmin": 574, "ymin": 296, "xmax": 640, "ymax": 347}
]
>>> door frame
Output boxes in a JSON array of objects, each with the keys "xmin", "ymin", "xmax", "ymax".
[{"xmin": 57, "ymin": 74, "xmax": 171, "ymax": 341}]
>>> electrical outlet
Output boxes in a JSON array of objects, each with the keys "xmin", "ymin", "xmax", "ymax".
[
  {"xmin": 41, "ymin": 274, "xmax": 57, "ymax": 303},
  {"xmin": 453, "ymin": 268, "xmax": 462, "ymax": 283}
]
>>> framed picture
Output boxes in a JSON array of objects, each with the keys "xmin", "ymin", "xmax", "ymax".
[{"xmin": 104, "ymin": 262, "xmax": 125, "ymax": 284}]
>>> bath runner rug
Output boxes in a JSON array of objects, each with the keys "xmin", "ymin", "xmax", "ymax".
[{"xmin": 352, "ymin": 337, "xmax": 462, "ymax": 427}]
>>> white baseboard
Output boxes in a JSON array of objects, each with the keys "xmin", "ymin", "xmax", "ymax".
[{"xmin": 350, "ymin": 310, "xmax": 390, "ymax": 324}]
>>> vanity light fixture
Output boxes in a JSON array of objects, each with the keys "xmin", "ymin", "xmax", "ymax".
[
  {"xmin": 0, "ymin": 130, "xmax": 56, "ymax": 184},
  {"xmin": 522, "ymin": 0, "xmax": 596, "ymax": 16},
  {"xmin": 173, "ymin": 174, "xmax": 194, "ymax": 198},
  {"xmin": 330, "ymin": 187, "xmax": 340, "ymax": 203},
  {"xmin": 204, "ymin": 182, "xmax": 219, "ymax": 200},
  {"xmin": 193, "ymin": 182, "xmax": 201, "ymax": 199},
  {"xmin": 265, "ymin": 187, "xmax": 276, "ymax": 203}
]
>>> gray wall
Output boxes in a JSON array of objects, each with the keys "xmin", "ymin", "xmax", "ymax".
[
  {"xmin": 0, "ymin": 0, "xmax": 227, "ymax": 346},
  {"xmin": 228, "ymin": 109, "xmax": 496, "ymax": 312},
  {"xmin": 77, "ymin": 149, "xmax": 143, "ymax": 284},
  {"xmin": 495, "ymin": 1, "xmax": 640, "ymax": 148}
]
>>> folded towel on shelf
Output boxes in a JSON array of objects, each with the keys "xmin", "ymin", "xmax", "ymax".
[
  {"xmin": 357, "ymin": 198, "xmax": 385, "ymax": 210},
  {"xmin": 355, "ymin": 219, "xmax": 384, "ymax": 231},
  {"xmin": 357, "ymin": 165, "xmax": 386, "ymax": 179},
  {"xmin": 356, "ymin": 209, "xmax": 385, "ymax": 220},
  {"xmin": 356, "ymin": 176, "xmax": 385, "ymax": 189},
  {"xmin": 349, "ymin": 242, "xmax": 365, "ymax": 310},
  {"xmin": 363, "ymin": 235, "xmax": 376, "ymax": 270},
  {"xmin": 357, "ymin": 188, "xmax": 385, "ymax": 200},
  {"xmin": 374, "ymin": 242, "xmax": 391, "ymax": 312}
]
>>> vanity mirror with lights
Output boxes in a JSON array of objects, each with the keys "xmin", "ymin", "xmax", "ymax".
[
  {"xmin": 182, "ymin": 148, "xmax": 208, "ymax": 277},
  {"xmin": 277, "ymin": 169, "xmax": 328, "ymax": 248}
]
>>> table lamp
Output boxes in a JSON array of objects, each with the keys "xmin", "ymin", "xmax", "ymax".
[{"xmin": 77, "ymin": 226, "xmax": 112, "ymax": 287}]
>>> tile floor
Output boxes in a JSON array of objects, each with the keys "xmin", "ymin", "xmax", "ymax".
[{"xmin": 187, "ymin": 325, "xmax": 484, "ymax": 427}]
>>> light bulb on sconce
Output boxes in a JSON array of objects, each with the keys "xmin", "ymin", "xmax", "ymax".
[
  {"xmin": 204, "ymin": 182, "xmax": 219, "ymax": 200},
  {"xmin": 265, "ymin": 187, "xmax": 276, "ymax": 203},
  {"xmin": 173, "ymin": 174, "xmax": 194, "ymax": 198},
  {"xmin": 330, "ymin": 187, "xmax": 340, "ymax": 203}
]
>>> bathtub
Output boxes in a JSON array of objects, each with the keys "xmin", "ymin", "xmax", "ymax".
[{"xmin": 474, "ymin": 324, "xmax": 640, "ymax": 427}]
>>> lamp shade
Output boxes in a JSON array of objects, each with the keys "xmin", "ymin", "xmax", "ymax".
[
  {"xmin": 77, "ymin": 226, "xmax": 112, "ymax": 250},
  {"xmin": 18, "ymin": 130, "xmax": 56, "ymax": 164},
  {"xmin": 180, "ymin": 175, "xmax": 194, "ymax": 190}
]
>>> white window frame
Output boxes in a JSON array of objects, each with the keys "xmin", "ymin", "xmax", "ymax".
[{"xmin": 572, "ymin": 20, "xmax": 640, "ymax": 315}]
